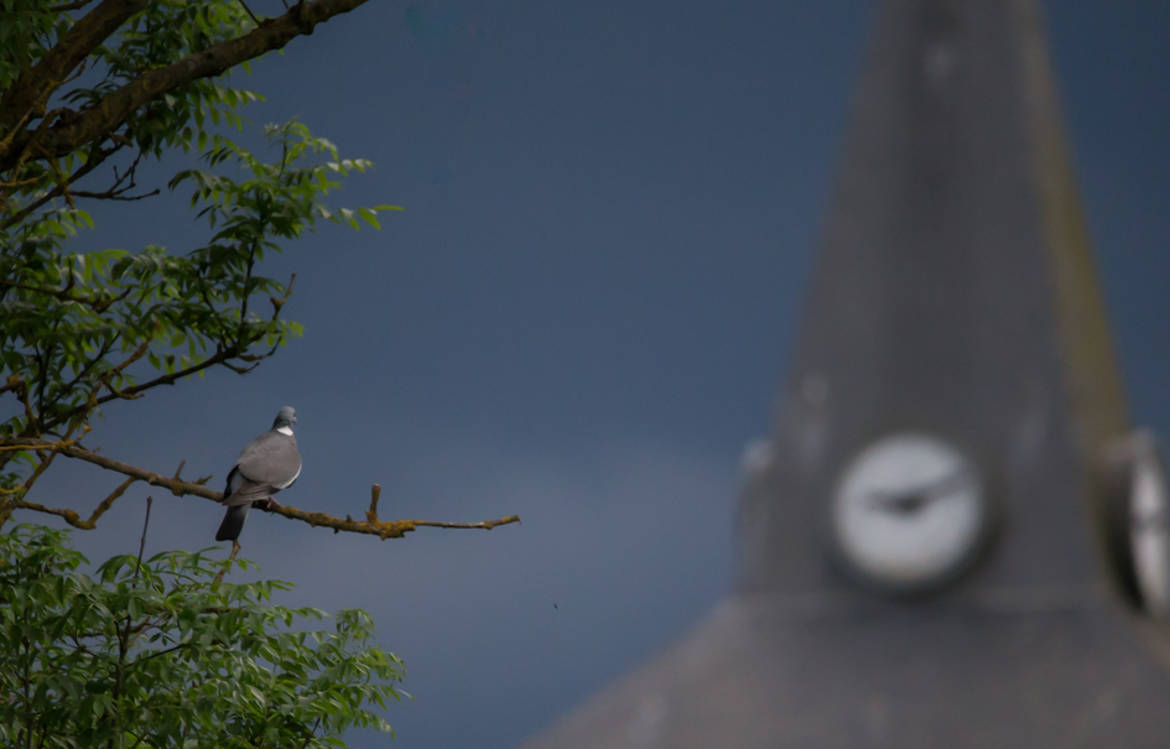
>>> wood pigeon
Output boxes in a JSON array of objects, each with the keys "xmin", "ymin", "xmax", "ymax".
[{"xmin": 215, "ymin": 406, "xmax": 302, "ymax": 542}]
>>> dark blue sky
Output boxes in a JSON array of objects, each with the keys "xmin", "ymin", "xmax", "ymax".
[{"xmin": 23, "ymin": 1, "xmax": 1170, "ymax": 747}]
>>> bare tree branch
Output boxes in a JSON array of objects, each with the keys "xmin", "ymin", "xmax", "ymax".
[
  {"xmin": 0, "ymin": 140, "xmax": 124, "ymax": 229},
  {"xmin": 0, "ymin": 0, "xmax": 373, "ymax": 171},
  {"xmin": 46, "ymin": 0, "xmax": 99, "ymax": 10},
  {"xmin": 0, "ymin": 375, "xmax": 23, "ymax": 397},
  {"xmin": 126, "ymin": 641, "xmax": 188, "ymax": 670},
  {"xmin": 213, "ymin": 541, "xmax": 240, "ymax": 584},
  {"xmin": 6, "ymin": 498, "xmax": 94, "ymax": 528},
  {"xmin": 90, "ymin": 476, "xmax": 138, "ymax": 526},
  {"xmin": 0, "ymin": 278, "xmax": 126, "ymax": 311},
  {"xmin": 236, "ymin": 0, "xmax": 260, "ymax": 25},
  {"xmin": 132, "ymin": 494, "xmax": 152, "ymax": 581},
  {"xmin": 0, "ymin": 429, "xmax": 91, "ymax": 453},
  {"xmin": 1, "ymin": 437, "xmax": 522, "ymax": 540},
  {"xmin": 20, "ymin": 449, "xmax": 60, "ymax": 495},
  {"xmin": 67, "ymin": 149, "xmax": 160, "ymax": 202},
  {"xmin": 4, "ymin": 475, "xmax": 136, "ymax": 530},
  {"xmin": 69, "ymin": 187, "xmax": 158, "ymax": 201},
  {"xmin": 46, "ymin": 276, "xmax": 295, "ymax": 434},
  {"xmin": 366, "ymin": 482, "xmax": 382, "ymax": 522},
  {"xmin": 0, "ymin": 0, "xmax": 151, "ymax": 134}
]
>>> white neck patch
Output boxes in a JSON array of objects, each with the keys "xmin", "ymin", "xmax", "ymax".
[{"xmin": 276, "ymin": 425, "xmax": 294, "ymax": 436}]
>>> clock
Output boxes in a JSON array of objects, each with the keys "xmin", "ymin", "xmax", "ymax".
[
  {"xmin": 829, "ymin": 431, "xmax": 994, "ymax": 596},
  {"xmin": 1102, "ymin": 430, "xmax": 1170, "ymax": 616}
]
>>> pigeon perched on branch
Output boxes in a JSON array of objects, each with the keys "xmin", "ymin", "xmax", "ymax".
[{"xmin": 215, "ymin": 406, "xmax": 302, "ymax": 542}]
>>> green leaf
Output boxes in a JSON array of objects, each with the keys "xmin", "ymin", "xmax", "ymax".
[
  {"xmin": 357, "ymin": 207, "xmax": 380, "ymax": 229},
  {"xmin": 0, "ymin": 25, "xmax": 410, "ymax": 745}
]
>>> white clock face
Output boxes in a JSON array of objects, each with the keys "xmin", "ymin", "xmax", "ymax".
[{"xmin": 831, "ymin": 432, "xmax": 989, "ymax": 593}]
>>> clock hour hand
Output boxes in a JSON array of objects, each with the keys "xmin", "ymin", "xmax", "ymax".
[
  {"xmin": 867, "ymin": 488, "xmax": 931, "ymax": 515},
  {"xmin": 867, "ymin": 467, "xmax": 973, "ymax": 515}
]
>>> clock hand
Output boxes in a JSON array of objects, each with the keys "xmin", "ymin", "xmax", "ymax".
[
  {"xmin": 867, "ymin": 489, "xmax": 931, "ymax": 515},
  {"xmin": 919, "ymin": 467, "xmax": 974, "ymax": 500},
  {"xmin": 867, "ymin": 467, "xmax": 973, "ymax": 515}
]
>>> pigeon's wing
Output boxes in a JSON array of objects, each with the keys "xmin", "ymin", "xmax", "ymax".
[
  {"xmin": 217, "ymin": 426, "xmax": 301, "ymax": 539},
  {"xmin": 223, "ymin": 465, "xmax": 268, "ymax": 506},
  {"xmin": 234, "ymin": 430, "xmax": 302, "ymax": 489}
]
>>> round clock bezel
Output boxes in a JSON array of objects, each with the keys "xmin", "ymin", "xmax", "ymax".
[
  {"xmin": 1100, "ymin": 429, "xmax": 1170, "ymax": 617},
  {"xmin": 825, "ymin": 430, "xmax": 1000, "ymax": 599}
]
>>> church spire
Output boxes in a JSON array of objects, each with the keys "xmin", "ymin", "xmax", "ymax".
[
  {"xmin": 523, "ymin": 2, "xmax": 1170, "ymax": 745},
  {"xmin": 735, "ymin": 0, "xmax": 1131, "ymax": 597}
]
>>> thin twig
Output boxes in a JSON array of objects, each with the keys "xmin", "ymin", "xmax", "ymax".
[
  {"xmin": 0, "ymin": 427, "xmax": 90, "ymax": 453},
  {"xmin": 6, "ymin": 499, "xmax": 82, "ymax": 527},
  {"xmin": 70, "ymin": 186, "xmax": 159, "ymax": 201},
  {"xmin": 84, "ymin": 476, "xmax": 137, "ymax": 527},
  {"xmin": 20, "ymin": 449, "xmax": 58, "ymax": 493},
  {"xmin": 299, "ymin": 717, "xmax": 322, "ymax": 749},
  {"xmin": 127, "ymin": 642, "xmax": 187, "ymax": 669},
  {"xmin": 10, "ymin": 475, "xmax": 135, "ymax": 530},
  {"xmin": 0, "ymin": 140, "xmax": 124, "ymax": 231},
  {"xmin": 45, "ymin": 1, "xmax": 94, "ymax": 12},
  {"xmin": 366, "ymin": 483, "xmax": 381, "ymax": 522},
  {"xmin": 236, "ymin": 0, "xmax": 261, "ymax": 25},
  {"xmin": 46, "ymin": 153, "xmax": 76, "ymax": 208},
  {"xmin": 0, "ymin": 279, "xmax": 115, "ymax": 309},
  {"xmin": 112, "ymin": 493, "xmax": 151, "ymax": 748},
  {"xmin": 132, "ymin": 496, "xmax": 152, "ymax": 585},
  {"xmin": 235, "ymin": 233, "xmax": 260, "ymax": 345},
  {"xmin": 42, "ymin": 333, "xmax": 119, "ymax": 421},
  {"xmin": 212, "ymin": 541, "xmax": 240, "ymax": 585}
]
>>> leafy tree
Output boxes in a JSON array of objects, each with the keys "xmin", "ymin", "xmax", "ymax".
[
  {"xmin": 0, "ymin": 520, "xmax": 407, "ymax": 748},
  {"xmin": 0, "ymin": 0, "xmax": 521, "ymax": 532},
  {"xmin": 0, "ymin": 2, "xmax": 519, "ymax": 745}
]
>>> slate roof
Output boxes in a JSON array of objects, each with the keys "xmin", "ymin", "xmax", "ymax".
[{"xmin": 525, "ymin": 593, "xmax": 1170, "ymax": 748}]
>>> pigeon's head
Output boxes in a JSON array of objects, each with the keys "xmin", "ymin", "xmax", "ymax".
[{"xmin": 272, "ymin": 405, "xmax": 297, "ymax": 429}]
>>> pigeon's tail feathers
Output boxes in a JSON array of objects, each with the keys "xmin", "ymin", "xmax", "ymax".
[{"xmin": 216, "ymin": 504, "xmax": 249, "ymax": 542}]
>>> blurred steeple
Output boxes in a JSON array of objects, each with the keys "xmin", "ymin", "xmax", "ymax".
[{"xmin": 522, "ymin": 1, "xmax": 1170, "ymax": 746}]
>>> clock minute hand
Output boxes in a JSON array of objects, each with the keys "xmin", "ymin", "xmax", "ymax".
[
  {"xmin": 918, "ymin": 467, "xmax": 974, "ymax": 501},
  {"xmin": 867, "ymin": 488, "xmax": 931, "ymax": 515},
  {"xmin": 867, "ymin": 468, "xmax": 973, "ymax": 515}
]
